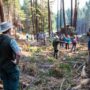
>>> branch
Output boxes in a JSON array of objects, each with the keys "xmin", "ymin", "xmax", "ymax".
[{"xmin": 60, "ymin": 78, "xmax": 66, "ymax": 90}]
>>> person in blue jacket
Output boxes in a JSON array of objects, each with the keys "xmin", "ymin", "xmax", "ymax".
[{"xmin": 64, "ymin": 35, "xmax": 71, "ymax": 49}]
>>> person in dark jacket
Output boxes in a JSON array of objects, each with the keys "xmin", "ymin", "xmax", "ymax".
[
  {"xmin": 52, "ymin": 35, "xmax": 59, "ymax": 59},
  {"xmin": 0, "ymin": 22, "xmax": 21, "ymax": 90}
]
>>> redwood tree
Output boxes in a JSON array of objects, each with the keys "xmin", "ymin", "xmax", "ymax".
[
  {"xmin": 35, "ymin": 0, "xmax": 38, "ymax": 41},
  {"xmin": 73, "ymin": 0, "xmax": 77, "ymax": 29},
  {"xmin": 30, "ymin": 0, "xmax": 35, "ymax": 34},
  {"xmin": 0, "ymin": 0, "xmax": 4, "ymax": 22},
  {"xmin": 48, "ymin": 0, "xmax": 51, "ymax": 37},
  {"xmin": 71, "ymin": 0, "xmax": 73, "ymax": 26},
  {"xmin": 60, "ymin": 0, "xmax": 62, "ymax": 29},
  {"xmin": 62, "ymin": 0, "xmax": 66, "ymax": 27},
  {"xmin": 57, "ymin": 0, "xmax": 59, "ymax": 31}
]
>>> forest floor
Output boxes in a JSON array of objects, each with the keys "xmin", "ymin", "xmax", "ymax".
[
  {"xmin": 0, "ymin": 34, "xmax": 88, "ymax": 90},
  {"xmin": 18, "ymin": 35, "xmax": 88, "ymax": 90}
]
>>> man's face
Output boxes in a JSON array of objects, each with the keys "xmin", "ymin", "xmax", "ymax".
[{"xmin": 8, "ymin": 29, "xmax": 11, "ymax": 35}]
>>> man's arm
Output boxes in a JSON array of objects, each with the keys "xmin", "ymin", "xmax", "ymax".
[
  {"xmin": 15, "ymin": 51, "xmax": 21, "ymax": 64},
  {"xmin": 10, "ymin": 39, "xmax": 22, "ymax": 65}
]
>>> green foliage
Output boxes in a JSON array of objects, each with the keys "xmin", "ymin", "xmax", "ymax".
[
  {"xmin": 23, "ymin": 63, "xmax": 38, "ymax": 76},
  {"xmin": 49, "ymin": 67, "xmax": 64, "ymax": 78},
  {"xmin": 29, "ymin": 47, "xmax": 38, "ymax": 53},
  {"xmin": 48, "ymin": 62, "xmax": 73, "ymax": 79},
  {"xmin": 21, "ymin": 0, "xmax": 49, "ymax": 33},
  {"xmin": 78, "ymin": 8, "xmax": 85, "ymax": 19},
  {"xmin": 19, "ymin": 10, "xmax": 26, "ymax": 20},
  {"xmin": 59, "ymin": 63, "xmax": 72, "ymax": 72},
  {"xmin": 3, "ymin": 0, "xmax": 26, "ymax": 21},
  {"xmin": 22, "ymin": 0, "xmax": 30, "ymax": 15},
  {"xmin": 35, "ymin": 48, "xmax": 42, "ymax": 53},
  {"xmin": 47, "ymin": 56, "xmax": 55, "ymax": 63},
  {"xmin": 52, "ymin": 14, "xmax": 56, "ymax": 31},
  {"xmin": 30, "ymin": 56, "xmax": 36, "ymax": 62}
]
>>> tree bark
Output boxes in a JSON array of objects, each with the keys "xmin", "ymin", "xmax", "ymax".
[
  {"xmin": 35, "ymin": 0, "xmax": 38, "ymax": 41},
  {"xmin": 57, "ymin": 0, "xmax": 59, "ymax": 31},
  {"xmin": 71, "ymin": 0, "xmax": 73, "ymax": 26},
  {"xmin": 30, "ymin": 0, "xmax": 35, "ymax": 34},
  {"xmin": 73, "ymin": 0, "xmax": 77, "ymax": 30},
  {"xmin": 48, "ymin": 0, "xmax": 51, "ymax": 37},
  {"xmin": 0, "ymin": 0, "xmax": 4, "ymax": 22},
  {"xmin": 60, "ymin": 0, "xmax": 62, "ymax": 29},
  {"xmin": 62, "ymin": 0, "xmax": 66, "ymax": 27}
]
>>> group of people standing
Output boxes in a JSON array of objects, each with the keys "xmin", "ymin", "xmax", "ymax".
[{"xmin": 52, "ymin": 33, "xmax": 78, "ymax": 59}]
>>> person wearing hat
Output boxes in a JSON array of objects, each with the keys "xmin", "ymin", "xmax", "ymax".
[
  {"xmin": 0, "ymin": 22, "xmax": 21, "ymax": 90},
  {"xmin": 52, "ymin": 34, "xmax": 59, "ymax": 59}
]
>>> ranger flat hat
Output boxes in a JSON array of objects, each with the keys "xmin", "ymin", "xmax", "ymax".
[{"xmin": 0, "ymin": 21, "xmax": 13, "ymax": 33}]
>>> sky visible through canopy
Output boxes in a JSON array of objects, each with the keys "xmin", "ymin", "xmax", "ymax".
[{"xmin": 19, "ymin": 0, "xmax": 89, "ymax": 14}]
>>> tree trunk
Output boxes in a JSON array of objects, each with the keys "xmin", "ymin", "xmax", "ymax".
[
  {"xmin": 60, "ymin": 0, "xmax": 62, "ymax": 29},
  {"xmin": 42, "ymin": 16, "xmax": 46, "ymax": 45},
  {"xmin": 30, "ymin": 0, "xmax": 35, "ymax": 34},
  {"xmin": 41, "ymin": 16, "xmax": 44, "ymax": 33},
  {"xmin": 13, "ymin": 0, "xmax": 17, "ymax": 38},
  {"xmin": 48, "ymin": 0, "xmax": 51, "ymax": 37},
  {"xmin": 57, "ymin": 0, "xmax": 59, "ymax": 31},
  {"xmin": 32, "ymin": 0, "xmax": 35, "ymax": 35},
  {"xmin": 71, "ymin": 0, "xmax": 73, "ymax": 26},
  {"xmin": 73, "ymin": 0, "xmax": 77, "ymax": 30},
  {"xmin": 35, "ymin": 0, "xmax": 38, "ymax": 41},
  {"xmin": 0, "ymin": 0, "xmax": 4, "ymax": 22},
  {"xmin": 62, "ymin": 0, "xmax": 66, "ymax": 27},
  {"xmin": 7, "ymin": 0, "xmax": 10, "ymax": 21}
]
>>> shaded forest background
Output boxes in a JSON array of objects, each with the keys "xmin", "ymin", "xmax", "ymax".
[{"xmin": 0, "ymin": 0, "xmax": 90, "ymax": 36}]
